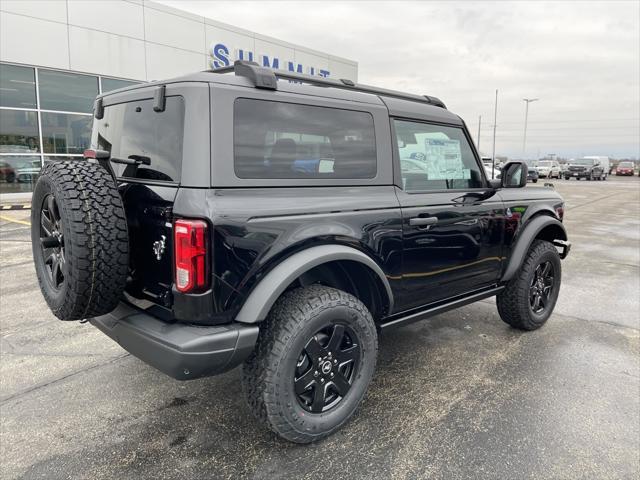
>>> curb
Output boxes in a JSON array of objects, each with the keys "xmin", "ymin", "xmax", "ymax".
[{"xmin": 0, "ymin": 204, "xmax": 31, "ymax": 211}]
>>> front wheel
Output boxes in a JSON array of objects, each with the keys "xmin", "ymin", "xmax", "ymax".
[
  {"xmin": 243, "ymin": 285, "xmax": 378, "ymax": 443},
  {"xmin": 497, "ymin": 240, "xmax": 561, "ymax": 330}
]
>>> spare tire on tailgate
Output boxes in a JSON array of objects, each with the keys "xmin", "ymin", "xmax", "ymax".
[{"xmin": 31, "ymin": 160, "xmax": 129, "ymax": 320}]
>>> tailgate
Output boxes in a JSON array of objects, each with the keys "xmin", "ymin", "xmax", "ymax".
[{"xmin": 120, "ymin": 183, "xmax": 176, "ymax": 307}]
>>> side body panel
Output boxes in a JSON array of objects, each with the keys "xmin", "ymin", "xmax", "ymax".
[
  {"xmin": 395, "ymin": 188, "xmax": 505, "ymax": 309},
  {"xmin": 497, "ymin": 187, "xmax": 564, "ymax": 254},
  {"xmin": 205, "ymin": 186, "xmax": 403, "ymax": 320}
]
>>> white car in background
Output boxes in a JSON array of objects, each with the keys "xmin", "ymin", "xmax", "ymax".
[
  {"xmin": 483, "ymin": 164, "xmax": 501, "ymax": 180},
  {"xmin": 536, "ymin": 160, "xmax": 561, "ymax": 179}
]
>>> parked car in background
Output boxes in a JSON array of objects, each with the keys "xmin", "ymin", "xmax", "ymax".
[
  {"xmin": 0, "ymin": 162, "xmax": 16, "ymax": 183},
  {"xmin": 583, "ymin": 156, "xmax": 610, "ymax": 180},
  {"xmin": 564, "ymin": 157, "xmax": 607, "ymax": 180},
  {"xmin": 536, "ymin": 160, "xmax": 561, "ymax": 179},
  {"xmin": 483, "ymin": 164, "xmax": 501, "ymax": 180},
  {"xmin": 16, "ymin": 160, "xmax": 42, "ymax": 183},
  {"xmin": 615, "ymin": 161, "xmax": 635, "ymax": 176}
]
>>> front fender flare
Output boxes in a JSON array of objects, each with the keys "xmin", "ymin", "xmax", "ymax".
[
  {"xmin": 502, "ymin": 215, "xmax": 567, "ymax": 282},
  {"xmin": 235, "ymin": 244, "xmax": 393, "ymax": 323}
]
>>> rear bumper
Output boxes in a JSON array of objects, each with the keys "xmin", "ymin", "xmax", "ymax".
[{"xmin": 90, "ymin": 302, "xmax": 259, "ymax": 380}]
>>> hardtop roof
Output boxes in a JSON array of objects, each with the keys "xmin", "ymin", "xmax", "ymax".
[{"xmin": 98, "ymin": 70, "xmax": 463, "ymax": 126}]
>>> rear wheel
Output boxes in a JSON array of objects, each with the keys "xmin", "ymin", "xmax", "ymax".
[
  {"xmin": 497, "ymin": 240, "xmax": 561, "ymax": 330},
  {"xmin": 31, "ymin": 161, "xmax": 129, "ymax": 320},
  {"xmin": 242, "ymin": 285, "xmax": 378, "ymax": 443}
]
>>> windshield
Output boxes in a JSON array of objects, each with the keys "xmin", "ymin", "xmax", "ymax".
[
  {"xmin": 572, "ymin": 158, "xmax": 595, "ymax": 166},
  {"xmin": 618, "ymin": 162, "xmax": 633, "ymax": 168},
  {"xmin": 538, "ymin": 161, "xmax": 552, "ymax": 167}
]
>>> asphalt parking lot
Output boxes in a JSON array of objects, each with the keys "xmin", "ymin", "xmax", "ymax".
[{"xmin": 1, "ymin": 177, "xmax": 639, "ymax": 480}]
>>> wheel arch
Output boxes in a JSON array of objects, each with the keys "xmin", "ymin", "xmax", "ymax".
[
  {"xmin": 234, "ymin": 244, "xmax": 394, "ymax": 324},
  {"xmin": 502, "ymin": 214, "xmax": 567, "ymax": 282}
]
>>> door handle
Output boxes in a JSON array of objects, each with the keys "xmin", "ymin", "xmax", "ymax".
[
  {"xmin": 454, "ymin": 218, "xmax": 479, "ymax": 226},
  {"xmin": 410, "ymin": 216, "xmax": 438, "ymax": 227}
]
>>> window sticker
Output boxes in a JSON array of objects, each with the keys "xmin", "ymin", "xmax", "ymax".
[{"xmin": 423, "ymin": 139, "xmax": 470, "ymax": 180}]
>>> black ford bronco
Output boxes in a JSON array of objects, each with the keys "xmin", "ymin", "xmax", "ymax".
[{"xmin": 31, "ymin": 61, "xmax": 570, "ymax": 443}]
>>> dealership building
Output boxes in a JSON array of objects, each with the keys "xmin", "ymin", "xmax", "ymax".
[{"xmin": 0, "ymin": 0, "xmax": 358, "ymax": 197}]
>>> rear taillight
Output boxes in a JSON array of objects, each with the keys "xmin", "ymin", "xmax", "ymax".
[
  {"xmin": 174, "ymin": 219, "xmax": 209, "ymax": 293},
  {"xmin": 556, "ymin": 206, "xmax": 564, "ymax": 220},
  {"xmin": 83, "ymin": 149, "xmax": 110, "ymax": 160}
]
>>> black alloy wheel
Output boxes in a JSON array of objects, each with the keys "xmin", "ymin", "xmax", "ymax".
[
  {"xmin": 294, "ymin": 323, "xmax": 360, "ymax": 413},
  {"xmin": 39, "ymin": 194, "xmax": 65, "ymax": 290},
  {"xmin": 529, "ymin": 261, "xmax": 555, "ymax": 314},
  {"xmin": 242, "ymin": 285, "xmax": 378, "ymax": 443},
  {"xmin": 497, "ymin": 239, "xmax": 562, "ymax": 331}
]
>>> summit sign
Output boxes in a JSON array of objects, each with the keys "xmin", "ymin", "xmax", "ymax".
[{"xmin": 209, "ymin": 43, "xmax": 332, "ymax": 77}]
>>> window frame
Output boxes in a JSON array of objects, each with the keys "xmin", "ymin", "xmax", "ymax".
[
  {"xmin": 0, "ymin": 61, "xmax": 142, "ymax": 194},
  {"xmin": 390, "ymin": 116, "xmax": 489, "ymax": 193}
]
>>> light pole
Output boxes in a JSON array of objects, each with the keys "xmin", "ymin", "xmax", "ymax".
[
  {"xmin": 491, "ymin": 90, "xmax": 498, "ymax": 177},
  {"xmin": 522, "ymin": 98, "xmax": 539, "ymax": 158}
]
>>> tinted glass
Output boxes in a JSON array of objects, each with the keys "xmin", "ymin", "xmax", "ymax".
[
  {"xmin": 38, "ymin": 69, "xmax": 98, "ymax": 113},
  {"xmin": 0, "ymin": 155, "xmax": 41, "ymax": 194},
  {"xmin": 101, "ymin": 78, "xmax": 139, "ymax": 93},
  {"xmin": 0, "ymin": 64, "xmax": 36, "ymax": 108},
  {"xmin": 573, "ymin": 158, "xmax": 595, "ymax": 165},
  {"xmin": 0, "ymin": 109, "xmax": 39, "ymax": 153},
  {"xmin": 234, "ymin": 98, "xmax": 376, "ymax": 179},
  {"xmin": 394, "ymin": 120, "xmax": 484, "ymax": 191},
  {"xmin": 95, "ymin": 96, "xmax": 184, "ymax": 182},
  {"xmin": 41, "ymin": 113, "xmax": 92, "ymax": 154}
]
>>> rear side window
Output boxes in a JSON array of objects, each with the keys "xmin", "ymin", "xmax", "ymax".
[
  {"xmin": 233, "ymin": 98, "xmax": 376, "ymax": 179},
  {"xmin": 95, "ymin": 96, "xmax": 184, "ymax": 182}
]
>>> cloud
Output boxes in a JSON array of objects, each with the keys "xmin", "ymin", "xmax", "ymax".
[{"xmin": 158, "ymin": 0, "xmax": 639, "ymax": 158}]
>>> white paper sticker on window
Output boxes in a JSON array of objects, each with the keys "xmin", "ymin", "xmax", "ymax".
[{"xmin": 424, "ymin": 139, "xmax": 469, "ymax": 180}]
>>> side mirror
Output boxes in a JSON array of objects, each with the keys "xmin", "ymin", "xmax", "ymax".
[
  {"xmin": 488, "ymin": 178, "xmax": 501, "ymax": 189},
  {"xmin": 501, "ymin": 161, "xmax": 528, "ymax": 188}
]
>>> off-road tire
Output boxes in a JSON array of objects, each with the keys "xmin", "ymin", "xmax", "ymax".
[
  {"xmin": 497, "ymin": 239, "xmax": 561, "ymax": 331},
  {"xmin": 31, "ymin": 161, "xmax": 129, "ymax": 320},
  {"xmin": 242, "ymin": 285, "xmax": 378, "ymax": 443}
]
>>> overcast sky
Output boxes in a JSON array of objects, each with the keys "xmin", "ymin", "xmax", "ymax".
[{"xmin": 160, "ymin": 0, "xmax": 639, "ymax": 159}]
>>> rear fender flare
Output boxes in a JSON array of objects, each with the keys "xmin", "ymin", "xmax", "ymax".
[
  {"xmin": 235, "ymin": 244, "xmax": 393, "ymax": 323},
  {"xmin": 502, "ymin": 215, "xmax": 567, "ymax": 282}
]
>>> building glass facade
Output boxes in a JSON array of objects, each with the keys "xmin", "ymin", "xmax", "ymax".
[{"xmin": 0, "ymin": 62, "xmax": 139, "ymax": 194}]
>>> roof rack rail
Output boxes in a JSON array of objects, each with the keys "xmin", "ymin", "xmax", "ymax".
[{"xmin": 209, "ymin": 60, "xmax": 447, "ymax": 109}]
